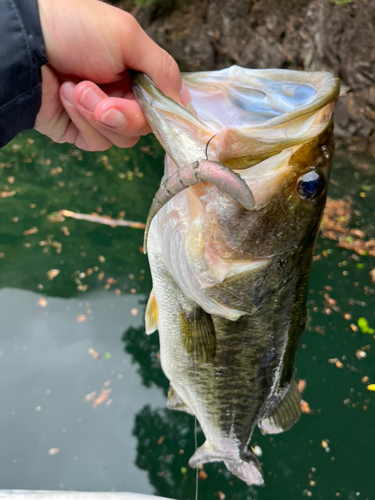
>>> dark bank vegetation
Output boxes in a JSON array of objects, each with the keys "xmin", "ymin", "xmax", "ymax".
[{"xmin": 111, "ymin": 0, "xmax": 375, "ymax": 155}]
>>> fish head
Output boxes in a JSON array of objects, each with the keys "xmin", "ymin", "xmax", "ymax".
[
  {"xmin": 220, "ymin": 120, "xmax": 336, "ymax": 261},
  {"xmin": 133, "ymin": 66, "xmax": 339, "ymax": 317}
]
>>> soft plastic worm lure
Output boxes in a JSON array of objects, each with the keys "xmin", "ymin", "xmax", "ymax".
[{"xmin": 143, "ymin": 159, "xmax": 255, "ymax": 253}]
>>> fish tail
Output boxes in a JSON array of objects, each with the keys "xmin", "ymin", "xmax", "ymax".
[
  {"xmin": 224, "ymin": 457, "xmax": 264, "ymax": 486},
  {"xmin": 188, "ymin": 441, "xmax": 264, "ymax": 486}
]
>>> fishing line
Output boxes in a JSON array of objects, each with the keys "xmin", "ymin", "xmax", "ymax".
[
  {"xmin": 193, "ymin": 307, "xmax": 199, "ymax": 500},
  {"xmin": 195, "ymin": 417, "xmax": 198, "ymax": 500},
  {"xmin": 205, "ymin": 133, "xmax": 218, "ymax": 161}
]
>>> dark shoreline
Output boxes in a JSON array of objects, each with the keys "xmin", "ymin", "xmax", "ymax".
[{"xmin": 114, "ymin": 0, "xmax": 375, "ymax": 154}]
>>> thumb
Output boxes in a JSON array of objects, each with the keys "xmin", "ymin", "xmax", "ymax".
[{"xmin": 119, "ymin": 14, "xmax": 186, "ymax": 104}]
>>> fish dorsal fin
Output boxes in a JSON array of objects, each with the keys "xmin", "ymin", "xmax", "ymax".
[
  {"xmin": 258, "ymin": 379, "xmax": 301, "ymax": 435},
  {"xmin": 180, "ymin": 306, "xmax": 216, "ymax": 363},
  {"xmin": 167, "ymin": 384, "xmax": 194, "ymax": 415},
  {"xmin": 145, "ymin": 289, "xmax": 158, "ymax": 334}
]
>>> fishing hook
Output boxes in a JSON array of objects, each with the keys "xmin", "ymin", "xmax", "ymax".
[{"xmin": 205, "ymin": 133, "xmax": 218, "ymax": 161}]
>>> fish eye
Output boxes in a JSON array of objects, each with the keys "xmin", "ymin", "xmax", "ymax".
[{"xmin": 297, "ymin": 171, "xmax": 325, "ymax": 200}]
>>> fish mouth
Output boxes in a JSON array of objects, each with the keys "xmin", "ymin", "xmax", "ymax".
[{"xmin": 132, "ymin": 66, "xmax": 339, "ymax": 171}]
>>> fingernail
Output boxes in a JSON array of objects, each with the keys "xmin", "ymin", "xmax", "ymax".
[
  {"xmin": 63, "ymin": 82, "xmax": 75, "ymax": 104},
  {"xmin": 79, "ymin": 88, "xmax": 102, "ymax": 112},
  {"xmin": 100, "ymin": 108, "xmax": 127, "ymax": 128},
  {"xmin": 180, "ymin": 83, "xmax": 191, "ymax": 107}
]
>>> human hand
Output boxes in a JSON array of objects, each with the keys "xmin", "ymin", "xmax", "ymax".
[{"xmin": 35, "ymin": 0, "xmax": 189, "ymax": 151}]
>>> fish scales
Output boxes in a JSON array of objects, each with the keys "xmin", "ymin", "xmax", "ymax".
[{"xmin": 133, "ymin": 66, "xmax": 339, "ymax": 486}]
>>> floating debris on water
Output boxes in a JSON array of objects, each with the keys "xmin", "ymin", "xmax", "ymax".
[
  {"xmin": 88, "ymin": 348, "xmax": 100, "ymax": 360},
  {"xmin": 357, "ymin": 317, "xmax": 374, "ymax": 334},
  {"xmin": 301, "ymin": 400, "xmax": 314, "ymax": 414},
  {"xmin": 23, "ymin": 227, "xmax": 38, "ymax": 236},
  {"xmin": 50, "ymin": 166, "xmax": 63, "ymax": 176},
  {"xmin": 198, "ymin": 470, "xmax": 208, "ymax": 480},
  {"xmin": 328, "ymin": 358, "xmax": 344, "ymax": 369},
  {"xmin": 48, "ymin": 448, "xmax": 60, "ymax": 456},
  {"xmin": 320, "ymin": 197, "xmax": 375, "ymax": 256},
  {"xmin": 298, "ymin": 379, "xmax": 307, "ymax": 393},
  {"xmin": 83, "ymin": 392, "xmax": 97, "ymax": 403},
  {"xmin": 355, "ymin": 350, "xmax": 367, "ymax": 360},
  {"xmin": 321, "ymin": 439, "xmax": 330, "ymax": 452},
  {"xmin": 92, "ymin": 389, "xmax": 112, "ymax": 408},
  {"xmin": 0, "ymin": 190, "xmax": 16, "ymax": 198},
  {"xmin": 253, "ymin": 445, "xmax": 263, "ymax": 457},
  {"xmin": 46, "ymin": 269, "xmax": 60, "ymax": 281}
]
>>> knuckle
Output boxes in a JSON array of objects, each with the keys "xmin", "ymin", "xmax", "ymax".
[
  {"xmin": 121, "ymin": 11, "xmax": 140, "ymax": 38},
  {"xmin": 160, "ymin": 51, "xmax": 180, "ymax": 89}
]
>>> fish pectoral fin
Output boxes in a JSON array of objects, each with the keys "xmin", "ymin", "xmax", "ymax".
[
  {"xmin": 180, "ymin": 306, "xmax": 216, "ymax": 363},
  {"xmin": 258, "ymin": 379, "xmax": 301, "ymax": 435},
  {"xmin": 189, "ymin": 442, "xmax": 264, "ymax": 486},
  {"xmin": 145, "ymin": 290, "xmax": 158, "ymax": 334},
  {"xmin": 166, "ymin": 384, "xmax": 194, "ymax": 415}
]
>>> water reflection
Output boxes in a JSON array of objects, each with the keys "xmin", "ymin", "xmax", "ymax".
[
  {"xmin": 0, "ymin": 288, "xmax": 163, "ymax": 494},
  {"xmin": 122, "ymin": 325, "xmax": 169, "ymax": 396},
  {"xmin": 132, "ymin": 405, "xmax": 259, "ymax": 500}
]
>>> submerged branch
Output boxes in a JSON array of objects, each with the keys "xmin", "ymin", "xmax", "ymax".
[{"xmin": 60, "ymin": 210, "xmax": 145, "ymax": 229}]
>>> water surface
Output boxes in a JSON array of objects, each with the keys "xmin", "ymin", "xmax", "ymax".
[{"xmin": 0, "ymin": 133, "xmax": 374, "ymax": 500}]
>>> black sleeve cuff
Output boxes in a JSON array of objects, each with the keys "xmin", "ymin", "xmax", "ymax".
[{"xmin": 0, "ymin": 0, "xmax": 48, "ymax": 148}]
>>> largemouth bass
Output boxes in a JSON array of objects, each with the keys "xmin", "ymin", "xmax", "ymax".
[{"xmin": 133, "ymin": 66, "xmax": 339, "ymax": 486}]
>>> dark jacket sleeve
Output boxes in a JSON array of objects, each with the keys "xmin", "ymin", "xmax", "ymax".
[{"xmin": 0, "ymin": 0, "xmax": 47, "ymax": 148}]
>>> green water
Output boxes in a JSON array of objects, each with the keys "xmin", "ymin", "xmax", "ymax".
[{"xmin": 0, "ymin": 132, "xmax": 374, "ymax": 500}]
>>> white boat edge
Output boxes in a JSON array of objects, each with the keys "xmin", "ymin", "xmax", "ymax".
[{"xmin": 0, "ymin": 492, "xmax": 175, "ymax": 500}]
